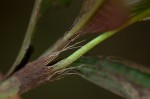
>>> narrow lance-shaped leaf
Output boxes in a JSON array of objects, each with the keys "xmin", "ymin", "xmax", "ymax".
[
  {"xmin": 68, "ymin": 0, "xmax": 150, "ymax": 36},
  {"xmin": 72, "ymin": 56, "xmax": 150, "ymax": 99},
  {"xmin": 6, "ymin": 0, "xmax": 43, "ymax": 77},
  {"xmin": 6, "ymin": 0, "xmax": 73, "ymax": 77},
  {"xmin": 75, "ymin": 0, "xmax": 128, "ymax": 35}
]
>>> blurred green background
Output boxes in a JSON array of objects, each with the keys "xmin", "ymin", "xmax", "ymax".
[{"xmin": 0, "ymin": 0, "xmax": 150, "ymax": 99}]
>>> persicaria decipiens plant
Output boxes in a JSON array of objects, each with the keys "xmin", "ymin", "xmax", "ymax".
[{"xmin": 0, "ymin": 0, "xmax": 150, "ymax": 99}]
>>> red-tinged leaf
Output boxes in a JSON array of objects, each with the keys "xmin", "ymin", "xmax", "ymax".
[
  {"xmin": 70, "ymin": 0, "xmax": 150, "ymax": 36},
  {"xmin": 69, "ymin": 0, "xmax": 129, "ymax": 36},
  {"xmin": 78, "ymin": 0, "xmax": 128, "ymax": 35}
]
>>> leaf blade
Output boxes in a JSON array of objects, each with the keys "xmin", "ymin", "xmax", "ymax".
[
  {"xmin": 73, "ymin": 56, "xmax": 150, "ymax": 99},
  {"xmin": 6, "ymin": 0, "xmax": 43, "ymax": 77}
]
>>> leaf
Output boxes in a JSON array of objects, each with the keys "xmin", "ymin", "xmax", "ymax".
[
  {"xmin": 6, "ymin": 0, "xmax": 43, "ymax": 77},
  {"xmin": 6, "ymin": 0, "xmax": 73, "ymax": 77},
  {"xmin": 77, "ymin": 0, "xmax": 128, "ymax": 35},
  {"xmin": 127, "ymin": 0, "xmax": 150, "ymax": 16},
  {"xmin": 68, "ymin": 0, "xmax": 150, "ymax": 36},
  {"xmin": 67, "ymin": 0, "xmax": 128, "ymax": 36},
  {"xmin": 125, "ymin": 0, "xmax": 150, "ymax": 21},
  {"xmin": 72, "ymin": 56, "xmax": 150, "ymax": 99}
]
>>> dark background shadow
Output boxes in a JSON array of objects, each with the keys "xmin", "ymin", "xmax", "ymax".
[{"xmin": 0, "ymin": 0, "xmax": 150, "ymax": 99}]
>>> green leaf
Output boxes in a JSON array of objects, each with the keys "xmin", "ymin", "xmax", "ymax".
[
  {"xmin": 72, "ymin": 56, "xmax": 150, "ymax": 99},
  {"xmin": 125, "ymin": 0, "xmax": 150, "ymax": 21},
  {"xmin": 128, "ymin": 0, "xmax": 150, "ymax": 15}
]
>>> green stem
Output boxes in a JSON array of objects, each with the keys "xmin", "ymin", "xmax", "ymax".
[{"xmin": 53, "ymin": 30, "xmax": 118, "ymax": 70}]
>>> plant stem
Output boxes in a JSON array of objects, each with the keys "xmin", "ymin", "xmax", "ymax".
[
  {"xmin": 0, "ymin": 77, "xmax": 20, "ymax": 99},
  {"xmin": 53, "ymin": 30, "xmax": 118, "ymax": 71}
]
